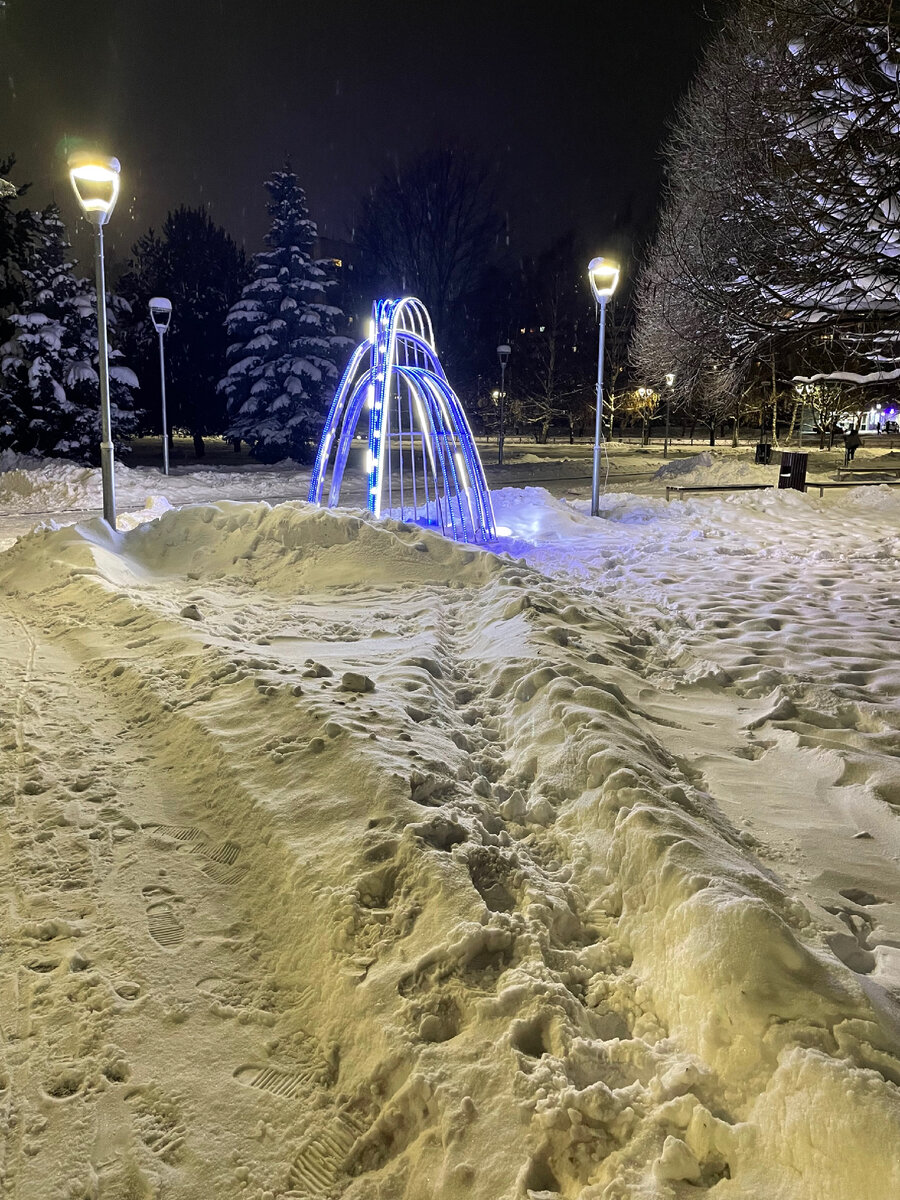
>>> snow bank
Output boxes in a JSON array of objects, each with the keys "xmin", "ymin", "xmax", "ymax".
[
  {"xmin": 652, "ymin": 451, "xmax": 775, "ymax": 486},
  {"xmin": 0, "ymin": 453, "xmax": 309, "ymax": 515}
]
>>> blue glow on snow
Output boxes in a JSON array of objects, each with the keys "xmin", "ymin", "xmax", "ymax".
[{"xmin": 308, "ymin": 297, "xmax": 496, "ymax": 543}]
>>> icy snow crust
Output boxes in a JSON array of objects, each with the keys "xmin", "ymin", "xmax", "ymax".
[{"xmin": 0, "ymin": 488, "xmax": 899, "ymax": 1197}]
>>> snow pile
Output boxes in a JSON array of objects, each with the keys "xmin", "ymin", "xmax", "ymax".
[
  {"xmin": 0, "ymin": 453, "xmax": 310, "ymax": 515},
  {"xmin": 0, "ymin": 497, "xmax": 898, "ymax": 1198},
  {"xmin": 652, "ymin": 451, "xmax": 775, "ymax": 485}
]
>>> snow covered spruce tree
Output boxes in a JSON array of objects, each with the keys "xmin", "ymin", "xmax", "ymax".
[
  {"xmin": 633, "ymin": 0, "xmax": 900, "ymax": 425},
  {"xmin": 0, "ymin": 204, "xmax": 138, "ymax": 460},
  {"xmin": 220, "ymin": 165, "xmax": 348, "ymax": 462},
  {"xmin": 0, "ymin": 155, "xmax": 33, "ymax": 341}
]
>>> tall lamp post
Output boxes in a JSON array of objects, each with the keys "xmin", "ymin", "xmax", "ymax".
[
  {"xmin": 68, "ymin": 151, "xmax": 121, "ymax": 528},
  {"xmin": 664, "ymin": 372, "xmax": 675, "ymax": 458},
  {"xmin": 588, "ymin": 257, "xmax": 620, "ymax": 516},
  {"xmin": 794, "ymin": 382, "xmax": 813, "ymax": 447},
  {"xmin": 149, "ymin": 298, "xmax": 173, "ymax": 475},
  {"xmin": 497, "ymin": 343, "xmax": 511, "ymax": 466}
]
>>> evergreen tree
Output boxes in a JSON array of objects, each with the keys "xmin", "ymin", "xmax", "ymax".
[
  {"xmin": 0, "ymin": 204, "xmax": 138, "ymax": 460},
  {"xmin": 220, "ymin": 165, "xmax": 349, "ymax": 462},
  {"xmin": 0, "ymin": 155, "xmax": 33, "ymax": 339},
  {"xmin": 118, "ymin": 207, "xmax": 248, "ymax": 457}
]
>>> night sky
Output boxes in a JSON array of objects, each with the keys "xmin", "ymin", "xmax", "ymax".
[{"xmin": 0, "ymin": 0, "xmax": 723, "ymax": 274}]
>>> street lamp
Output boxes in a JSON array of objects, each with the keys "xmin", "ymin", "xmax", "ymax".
[
  {"xmin": 68, "ymin": 151, "xmax": 121, "ymax": 528},
  {"xmin": 588, "ymin": 257, "xmax": 620, "ymax": 515},
  {"xmin": 664, "ymin": 372, "xmax": 675, "ymax": 458},
  {"xmin": 497, "ymin": 343, "xmax": 511, "ymax": 466},
  {"xmin": 149, "ymin": 298, "xmax": 173, "ymax": 475}
]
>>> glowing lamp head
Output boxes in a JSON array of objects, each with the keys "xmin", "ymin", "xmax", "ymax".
[
  {"xmin": 588, "ymin": 257, "xmax": 620, "ymax": 303},
  {"xmin": 665, "ymin": 373, "xmax": 675, "ymax": 387},
  {"xmin": 148, "ymin": 297, "xmax": 172, "ymax": 333},
  {"xmin": 68, "ymin": 151, "xmax": 121, "ymax": 226}
]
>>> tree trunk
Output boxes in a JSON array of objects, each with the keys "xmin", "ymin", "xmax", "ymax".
[
  {"xmin": 642, "ymin": 415, "xmax": 649, "ymax": 446},
  {"xmin": 231, "ymin": 438, "xmax": 241, "ymax": 454},
  {"xmin": 193, "ymin": 433, "xmax": 206, "ymax": 458},
  {"xmin": 785, "ymin": 401, "xmax": 799, "ymax": 443},
  {"xmin": 708, "ymin": 422, "xmax": 716, "ymax": 447},
  {"xmin": 731, "ymin": 417, "xmax": 739, "ymax": 447},
  {"xmin": 770, "ymin": 358, "xmax": 778, "ymax": 446}
]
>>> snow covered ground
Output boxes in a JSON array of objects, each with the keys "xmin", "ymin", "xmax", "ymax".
[{"xmin": 1, "ymin": 450, "xmax": 899, "ymax": 1198}]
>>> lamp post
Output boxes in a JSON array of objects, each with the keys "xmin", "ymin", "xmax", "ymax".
[
  {"xmin": 497, "ymin": 343, "xmax": 511, "ymax": 466},
  {"xmin": 794, "ymin": 382, "xmax": 813, "ymax": 447},
  {"xmin": 588, "ymin": 257, "xmax": 620, "ymax": 516},
  {"xmin": 149, "ymin": 298, "xmax": 173, "ymax": 475},
  {"xmin": 664, "ymin": 372, "xmax": 675, "ymax": 458},
  {"xmin": 68, "ymin": 151, "xmax": 121, "ymax": 528}
]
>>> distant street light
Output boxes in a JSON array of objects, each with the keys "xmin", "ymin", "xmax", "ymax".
[
  {"xmin": 664, "ymin": 372, "xmax": 675, "ymax": 458},
  {"xmin": 149, "ymin": 298, "xmax": 173, "ymax": 475},
  {"xmin": 588, "ymin": 257, "xmax": 620, "ymax": 516},
  {"xmin": 497, "ymin": 343, "xmax": 511, "ymax": 466},
  {"xmin": 68, "ymin": 151, "xmax": 121, "ymax": 528}
]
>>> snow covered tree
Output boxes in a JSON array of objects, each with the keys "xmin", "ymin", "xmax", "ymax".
[
  {"xmin": 0, "ymin": 155, "xmax": 33, "ymax": 336},
  {"xmin": 0, "ymin": 204, "xmax": 138, "ymax": 460},
  {"xmin": 634, "ymin": 0, "xmax": 900, "ymax": 417},
  {"xmin": 118, "ymin": 207, "xmax": 248, "ymax": 456},
  {"xmin": 219, "ymin": 166, "xmax": 349, "ymax": 463}
]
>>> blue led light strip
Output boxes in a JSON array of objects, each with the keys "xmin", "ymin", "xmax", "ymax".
[{"xmin": 308, "ymin": 297, "xmax": 496, "ymax": 544}]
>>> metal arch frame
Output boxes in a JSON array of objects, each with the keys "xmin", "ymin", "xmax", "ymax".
[{"xmin": 308, "ymin": 297, "xmax": 496, "ymax": 543}]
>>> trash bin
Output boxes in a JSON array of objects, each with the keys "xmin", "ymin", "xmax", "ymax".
[
  {"xmin": 778, "ymin": 451, "xmax": 808, "ymax": 491},
  {"xmin": 755, "ymin": 442, "xmax": 772, "ymax": 465}
]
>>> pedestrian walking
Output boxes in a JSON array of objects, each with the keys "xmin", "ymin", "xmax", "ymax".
[{"xmin": 843, "ymin": 428, "xmax": 862, "ymax": 464}]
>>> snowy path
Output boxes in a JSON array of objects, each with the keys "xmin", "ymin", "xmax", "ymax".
[
  {"xmin": 0, "ymin": 600, "xmax": 345, "ymax": 1196},
  {"xmin": 1, "ymin": 500, "xmax": 899, "ymax": 1198}
]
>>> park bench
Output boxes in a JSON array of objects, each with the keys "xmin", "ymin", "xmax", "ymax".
[
  {"xmin": 809, "ymin": 480, "xmax": 900, "ymax": 498},
  {"xmin": 834, "ymin": 464, "xmax": 900, "ymax": 481},
  {"xmin": 665, "ymin": 484, "xmax": 773, "ymax": 501}
]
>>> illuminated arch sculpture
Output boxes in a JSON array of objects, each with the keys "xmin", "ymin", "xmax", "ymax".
[{"xmin": 308, "ymin": 297, "xmax": 496, "ymax": 543}]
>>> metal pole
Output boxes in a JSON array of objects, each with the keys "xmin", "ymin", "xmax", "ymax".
[
  {"xmin": 591, "ymin": 296, "xmax": 607, "ymax": 517},
  {"xmin": 498, "ymin": 361, "xmax": 506, "ymax": 467},
  {"xmin": 158, "ymin": 330, "xmax": 169, "ymax": 476},
  {"xmin": 664, "ymin": 391, "xmax": 671, "ymax": 458},
  {"xmin": 93, "ymin": 224, "xmax": 116, "ymax": 527}
]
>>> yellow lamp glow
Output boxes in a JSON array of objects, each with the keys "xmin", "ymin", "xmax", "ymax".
[
  {"xmin": 588, "ymin": 256, "xmax": 620, "ymax": 303},
  {"xmin": 68, "ymin": 151, "xmax": 120, "ymax": 225}
]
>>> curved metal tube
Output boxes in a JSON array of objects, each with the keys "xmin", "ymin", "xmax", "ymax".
[{"xmin": 308, "ymin": 296, "xmax": 496, "ymax": 544}]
